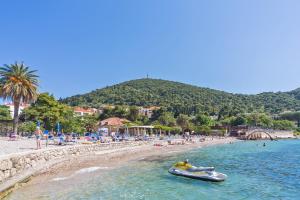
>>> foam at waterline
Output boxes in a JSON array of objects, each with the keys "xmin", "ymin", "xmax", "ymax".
[
  {"xmin": 167, "ymin": 151, "xmax": 181, "ymax": 154},
  {"xmin": 75, "ymin": 166, "xmax": 109, "ymax": 174},
  {"xmin": 51, "ymin": 177, "xmax": 70, "ymax": 181},
  {"xmin": 51, "ymin": 166, "xmax": 109, "ymax": 181}
]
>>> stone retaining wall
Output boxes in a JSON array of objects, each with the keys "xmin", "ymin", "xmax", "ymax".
[
  {"xmin": 269, "ymin": 131, "xmax": 295, "ymax": 139},
  {"xmin": 0, "ymin": 141, "xmax": 150, "ymax": 189}
]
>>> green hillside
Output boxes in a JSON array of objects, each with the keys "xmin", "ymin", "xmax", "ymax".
[
  {"xmin": 286, "ymin": 88, "xmax": 300, "ymax": 100},
  {"xmin": 61, "ymin": 78, "xmax": 300, "ymax": 115}
]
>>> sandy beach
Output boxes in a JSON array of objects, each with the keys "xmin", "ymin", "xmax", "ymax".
[{"xmin": 0, "ymin": 137, "xmax": 59, "ymax": 157}]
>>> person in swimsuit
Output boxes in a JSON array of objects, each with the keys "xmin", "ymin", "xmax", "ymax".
[{"xmin": 35, "ymin": 127, "xmax": 42, "ymax": 149}]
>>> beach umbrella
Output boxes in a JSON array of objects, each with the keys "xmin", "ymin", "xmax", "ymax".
[
  {"xmin": 56, "ymin": 122, "xmax": 61, "ymax": 134},
  {"xmin": 36, "ymin": 120, "xmax": 41, "ymax": 129}
]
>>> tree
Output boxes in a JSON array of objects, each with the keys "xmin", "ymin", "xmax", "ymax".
[
  {"xmin": 0, "ymin": 105, "xmax": 11, "ymax": 120},
  {"xmin": 113, "ymin": 106, "xmax": 128, "ymax": 118},
  {"xmin": 257, "ymin": 113, "xmax": 273, "ymax": 128},
  {"xmin": 217, "ymin": 105, "xmax": 232, "ymax": 120},
  {"xmin": 150, "ymin": 107, "xmax": 167, "ymax": 121},
  {"xmin": 60, "ymin": 116, "xmax": 84, "ymax": 134},
  {"xmin": 231, "ymin": 116, "xmax": 247, "ymax": 126},
  {"xmin": 99, "ymin": 107, "xmax": 114, "ymax": 120},
  {"xmin": 273, "ymin": 120, "xmax": 295, "ymax": 130},
  {"xmin": 281, "ymin": 112, "xmax": 300, "ymax": 127},
  {"xmin": 22, "ymin": 93, "xmax": 99, "ymax": 134},
  {"xmin": 193, "ymin": 114, "xmax": 214, "ymax": 126},
  {"xmin": 0, "ymin": 63, "xmax": 39, "ymax": 134},
  {"xmin": 81, "ymin": 114, "xmax": 98, "ymax": 132},
  {"xmin": 127, "ymin": 106, "xmax": 140, "ymax": 121},
  {"xmin": 23, "ymin": 93, "xmax": 73, "ymax": 130},
  {"xmin": 176, "ymin": 114, "xmax": 190, "ymax": 131},
  {"xmin": 18, "ymin": 121, "xmax": 36, "ymax": 134},
  {"xmin": 246, "ymin": 113, "xmax": 272, "ymax": 128},
  {"xmin": 195, "ymin": 125, "xmax": 211, "ymax": 135},
  {"xmin": 157, "ymin": 112, "xmax": 176, "ymax": 126},
  {"xmin": 220, "ymin": 116, "xmax": 235, "ymax": 126}
]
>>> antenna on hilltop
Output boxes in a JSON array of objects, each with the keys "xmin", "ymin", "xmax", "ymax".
[{"xmin": 146, "ymin": 74, "xmax": 149, "ymax": 79}]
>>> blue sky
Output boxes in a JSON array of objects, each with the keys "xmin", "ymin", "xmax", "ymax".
[{"xmin": 1, "ymin": 0, "xmax": 300, "ymax": 98}]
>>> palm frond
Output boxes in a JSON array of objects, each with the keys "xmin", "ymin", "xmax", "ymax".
[{"xmin": 0, "ymin": 62, "xmax": 39, "ymax": 103}]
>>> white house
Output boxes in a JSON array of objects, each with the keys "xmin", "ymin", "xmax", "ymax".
[
  {"xmin": 138, "ymin": 106, "xmax": 160, "ymax": 118},
  {"xmin": 73, "ymin": 107, "xmax": 98, "ymax": 116},
  {"xmin": 4, "ymin": 103, "xmax": 30, "ymax": 118}
]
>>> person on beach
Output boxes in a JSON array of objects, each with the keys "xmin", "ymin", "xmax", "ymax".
[
  {"xmin": 44, "ymin": 130, "xmax": 49, "ymax": 147},
  {"xmin": 35, "ymin": 127, "xmax": 42, "ymax": 149}
]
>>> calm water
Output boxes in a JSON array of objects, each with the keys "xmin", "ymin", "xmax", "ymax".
[{"xmin": 8, "ymin": 140, "xmax": 300, "ymax": 200}]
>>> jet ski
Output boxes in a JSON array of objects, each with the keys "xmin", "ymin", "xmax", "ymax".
[{"xmin": 168, "ymin": 162, "xmax": 227, "ymax": 182}]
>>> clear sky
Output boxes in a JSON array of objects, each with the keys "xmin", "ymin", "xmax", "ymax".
[{"xmin": 1, "ymin": 0, "xmax": 300, "ymax": 98}]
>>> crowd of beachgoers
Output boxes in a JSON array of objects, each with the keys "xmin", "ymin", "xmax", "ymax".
[{"xmin": 0, "ymin": 132, "xmax": 231, "ymax": 157}]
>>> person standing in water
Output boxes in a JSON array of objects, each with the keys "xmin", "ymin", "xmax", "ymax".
[{"xmin": 35, "ymin": 127, "xmax": 42, "ymax": 149}]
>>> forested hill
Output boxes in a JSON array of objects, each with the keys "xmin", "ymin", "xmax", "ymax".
[{"xmin": 61, "ymin": 78, "xmax": 300, "ymax": 115}]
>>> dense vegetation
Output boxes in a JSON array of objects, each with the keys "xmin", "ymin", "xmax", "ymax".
[
  {"xmin": 2, "ymin": 78, "xmax": 300, "ymax": 135},
  {"xmin": 21, "ymin": 93, "xmax": 98, "ymax": 134},
  {"xmin": 59, "ymin": 79, "xmax": 300, "ymax": 133},
  {"xmin": 62, "ymin": 78, "xmax": 300, "ymax": 116},
  {"xmin": 99, "ymin": 105, "xmax": 297, "ymax": 132},
  {"xmin": 0, "ymin": 105, "xmax": 11, "ymax": 120}
]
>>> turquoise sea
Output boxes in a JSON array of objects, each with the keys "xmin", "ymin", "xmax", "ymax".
[{"xmin": 8, "ymin": 140, "xmax": 300, "ymax": 200}]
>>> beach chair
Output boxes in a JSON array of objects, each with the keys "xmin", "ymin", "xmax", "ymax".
[
  {"xmin": 47, "ymin": 135, "xmax": 55, "ymax": 145},
  {"xmin": 8, "ymin": 132, "xmax": 18, "ymax": 141},
  {"xmin": 54, "ymin": 133, "xmax": 66, "ymax": 145}
]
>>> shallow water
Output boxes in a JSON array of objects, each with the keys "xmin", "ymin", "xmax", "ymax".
[{"xmin": 8, "ymin": 140, "xmax": 300, "ymax": 200}]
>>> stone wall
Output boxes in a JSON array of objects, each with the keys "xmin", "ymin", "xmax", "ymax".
[
  {"xmin": 265, "ymin": 131, "xmax": 295, "ymax": 139},
  {"xmin": 0, "ymin": 141, "xmax": 150, "ymax": 192}
]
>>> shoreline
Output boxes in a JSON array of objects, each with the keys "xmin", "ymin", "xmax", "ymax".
[
  {"xmin": 42, "ymin": 137, "xmax": 237, "ymax": 173},
  {"xmin": 2, "ymin": 137, "xmax": 237, "ymax": 199}
]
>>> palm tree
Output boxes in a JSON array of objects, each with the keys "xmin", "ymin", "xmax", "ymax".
[{"xmin": 0, "ymin": 62, "xmax": 39, "ymax": 134}]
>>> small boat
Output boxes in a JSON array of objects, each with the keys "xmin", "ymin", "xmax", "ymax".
[{"xmin": 168, "ymin": 165, "xmax": 227, "ymax": 182}]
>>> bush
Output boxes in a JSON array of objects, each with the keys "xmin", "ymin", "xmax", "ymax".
[
  {"xmin": 273, "ymin": 120, "xmax": 295, "ymax": 130},
  {"xmin": 19, "ymin": 121, "xmax": 37, "ymax": 134}
]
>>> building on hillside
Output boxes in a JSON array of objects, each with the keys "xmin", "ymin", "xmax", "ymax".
[
  {"xmin": 74, "ymin": 107, "xmax": 98, "ymax": 116},
  {"xmin": 229, "ymin": 125, "xmax": 249, "ymax": 137},
  {"xmin": 4, "ymin": 103, "xmax": 30, "ymax": 118},
  {"xmin": 99, "ymin": 117, "xmax": 155, "ymax": 136},
  {"xmin": 127, "ymin": 125, "xmax": 154, "ymax": 136},
  {"xmin": 99, "ymin": 117, "xmax": 130, "ymax": 134},
  {"xmin": 100, "ymin": 117, "xmax": 129, "ymax": 127},
  {"xmin": 99, "ymin": 104, "xmax": 115, "ymax": 110},
  {"xmin": 139, "ymin": 106, "xmax": 160, "ymax": 118}
]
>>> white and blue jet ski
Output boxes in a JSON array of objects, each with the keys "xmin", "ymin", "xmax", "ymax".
[{"xmin": 168, "ymin": 163, "xmax": 227, "ymax": 182}]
